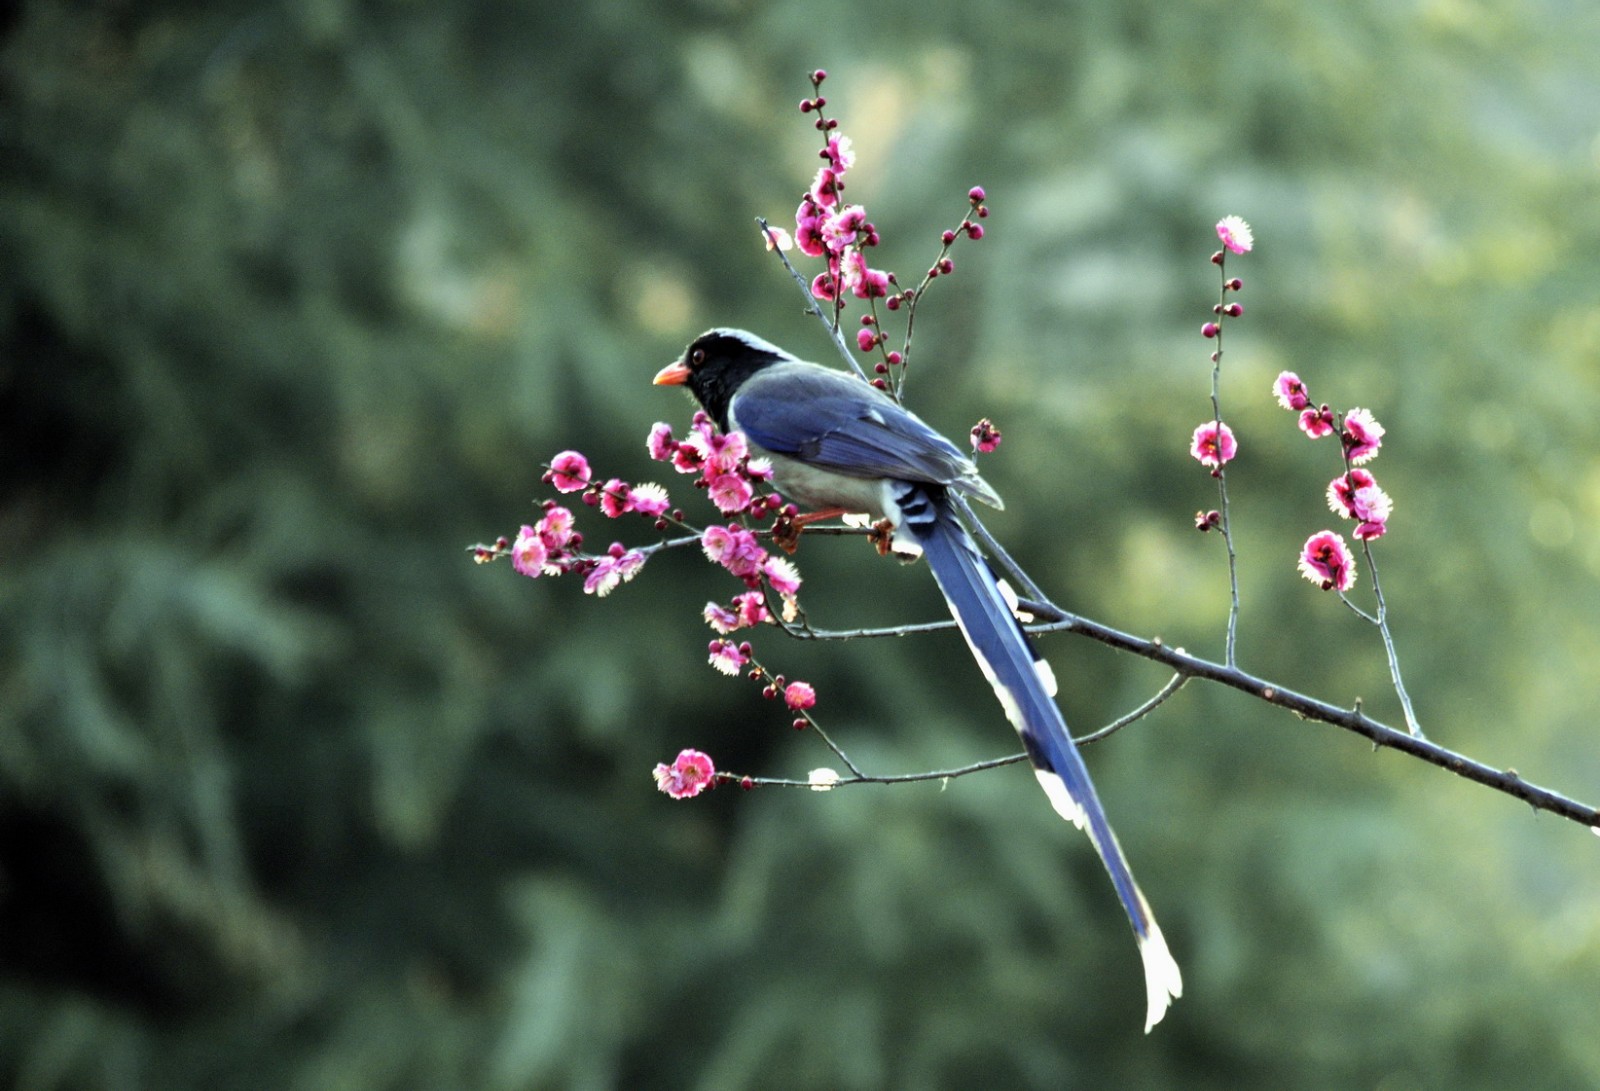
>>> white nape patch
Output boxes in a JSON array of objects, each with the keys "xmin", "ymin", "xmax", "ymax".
[
  {"xmin": 1033, "ymin": 768, "xmax": 1087, "ymax": 830},
  {"xmin": 709, "ymin": 328, "xmax": 797, "ymax": 362},
  {"xmin": 1137, "ymin": 901, "xmax": 1184, "ymax": 1034},
  {"xmin": 1034, "ymin": 656, "xmax": 1059, "ymax": 698}
]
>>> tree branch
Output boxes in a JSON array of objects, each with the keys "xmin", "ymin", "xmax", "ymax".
[{"xmin": 752, "ymin": 524, "xmax": 1599, "ymax": 832}]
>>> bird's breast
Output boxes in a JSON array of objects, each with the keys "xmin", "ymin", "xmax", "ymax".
[{"xmin": 760, "ymin": 450, "xmax": 900, "ymax": 523}]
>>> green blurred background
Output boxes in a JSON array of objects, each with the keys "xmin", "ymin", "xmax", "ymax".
[{"xmin": 5, "ymin": 0, "xmax": 1600, "ymax": 1087}]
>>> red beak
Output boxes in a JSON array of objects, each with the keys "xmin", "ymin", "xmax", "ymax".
[{"xmin": 653, "ymin": 360, "xmax": 691, "ymax": 386}]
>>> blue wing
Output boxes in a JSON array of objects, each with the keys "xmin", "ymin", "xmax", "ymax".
[{"xmin": 729, "ymin": 362, "xmax": 1001, "ymax": 507}]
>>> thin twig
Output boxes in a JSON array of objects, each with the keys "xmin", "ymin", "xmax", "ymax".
[{"xmin": 757, "ymin": 218, "xmax": 864, "ymax": 381}]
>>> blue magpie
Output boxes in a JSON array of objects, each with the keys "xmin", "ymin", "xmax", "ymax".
[{"xmin": 655, "ymin": 328, "xmax": 1181, "ymax": 1030}]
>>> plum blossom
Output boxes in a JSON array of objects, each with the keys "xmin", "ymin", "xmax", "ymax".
[
  {"xmin": 703, "ymin": 591, "xmax": 771, "ymax": 634},
  {"xmin": 653, "ymin": 749, "xmax": 716, "ymax": 800},
  {"xmin": 784, "ymin": 681, "xmax": 817, "ymax": 711},
  {"xmin": 762, "ymin": 555, "xmax": 802, "ymax": 597},
  {"xmin": 510, "ymin": 525, "xmax": 548, "ymax": 579},
  {"xmin": 1273, "ymin": 372, "xmax": 1310, "ymax": 411},
  {"xmin": 824, "ymin": 134, "xmax": 855, "ymax": 173},
  {"xmin": 629, "ymin": 482, "xmax": 670, "ymax": 517},
  {"xmin": 1299, "ymin": 406, "xmax": 1336, "ymax": 439},
  {"xmin": 703, "ymin": 601, "xmax": 740, "ymax": 634},
  {"xmin": 599, "ymin": 479, "xmax": 632, "ymax": 518},
  {"xmin": 583, "ymin": 546, "xmax": 645, "ymax": 597},
  {"xmin": 647, "ymin": 422, "xmax": 676, "ymax": 462},
  {"xmin": 702, "ymin": 525, "xmax": 766, "ymax": 581},
  {"xmin": 548, "ymin": 451, "xmax": 591, "ymax": 493},
  {"xmin": 1216, "ymin": 215, "xmax": 1254, "ymax": 255},
  {"xmin": 707, "ymin": 472, "xmax": 754, "ymax": 514},
  {"xmin": 1298, "ymin": 530, "xmax": 1357, "ymax": 592},
  {"xmin": 538, "ymin": 506, "xmax": 575, "ymax": 550},
  {"xmin": 970, "ymin": 418, "xmax": 1002, "ymax": 454},
  {"xmin": 842, "ymin": 250, "xmax": 890, "ymax": 298},
  {"xmin": 1190, "ymin": 421, "xmax": 1238, "ymax": 469},
  {"xmin": 707, "ymin": 639, "xmax": 749, "ymax": 676},
  {"xmin": 1341, "ymin": 408, "xmax": 1385, "ymax": 465}
]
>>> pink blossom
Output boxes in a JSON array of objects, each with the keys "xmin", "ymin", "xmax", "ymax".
[
  {"xmin": 1273, "ymin": 372, "xmax": 1310, "ymax": 411},
  {"xmin": 1298, "ymin": 530, "xmax": 1356, "ymax": 592},
  {"xmin": 583, "ymin": 548, "xmax": 646, "ymax": 597},
  {"xmin": 653, "ymin": 748, "xmax": 716, "ymax": 800},
  {"xmin": 824, "ymin": 134, "xmax": 855, "ymax": 173},
  {"xmin": 629, "ymin": 482, "xmax": 670, "ymax": 517},
  {"xmin": 1190, "ymin": 421, "xmax": 1238, "ymax": 468},
  {"xmin": 1327, "ymin": 470, "xmax": 1392, "ymax": 529},
  {"xmin": 672, "ymin": 439, "xmax": 706, "ymax": 475},
  {"xmin": 784, "ymin": 681, "xmax": 817, "ymax": 711},
  {"xmin": 1326, "ymin": 469, "xmax": 1376, "ymax": 518},
  {"xmin": 744, "ymin": 458, "xmax": 773, "ymax": 482},
  {"xmin": 811, "ymin": 270, "xmax": 838, "ymax": 302},
  {"xmin": 842, "ymin": 250, "xmax": 891, "ymax": 298},
  {"xmin": 1341, "ymin": 408, "xmax": 1385, "ymax": 465},
  {"xmin": 703, "ymin": 601, "xmax": 740, "ymax": 634},
  {"xmin": 733, "ymin": 590, "xmax": 770, "ymax": 628},
  {"xmin": 548, "ymin": 451, "xmax": 592, "ymax": 493},
  {"xmin": 647, "ymin": 422, "xmax": 676, "ymax": 462},
  {"xmin": 704, "ymin": 428, "xmax": 748, "ymax": 474},
  {"xmin": 763, "ymin": 226, "xmax": 793, "ymax": 251},
  {"xmin": 857, "ymin": 328, "xmax": 878, "ymax": 352},
  {"xmin": 703, "ymin": 591, "xmax": 770, "ymax": 634},
  {"xmin": 537, "ymin": 506, "xmax": 575, "ymax": 552},
  {"xmin": 707, "ymin": 472, "xmax": 754, "ymax": 514},
  {"xmin": 707, "ymin": 639, "xmax": 749, "ymax": 676},
  {"xmin": 794, "ymin": 199, "xmax": 827, "ymax": 257},
  {"xmin": 702, "ymin": 525, "xmax": 766, "ymax": 581},
  {"xmin": 970, "ymin": 418, "xmax": 1002, "ymax": 454},
  {"xmin": 600, "ymin": 479, "xmax": 632, "ymax": 518},
  {"xmin": 1353, "ymin": 517, "xmax": 1388, "ymax": 541},
  {"xmin": 1216, "ymin": 215, "xmax": 1254, "ymax": 255},
  {"xmin": 810, "ymin": 166, "xmax": 841, "ymax": 209},
  {"xmin": 1299, "ymin": 406, "xmax": 1336, "ymax": 439},
  {"xmin": 822, "ymin": 205, "xmax": 867, "ymax": 253},
  {"xmin": 510, "ymin": 525, "xmax": 548, "ymax": 578},
  {"xmin": 762, "ymin": 555, "xmax": 802, "ymax": 596}
]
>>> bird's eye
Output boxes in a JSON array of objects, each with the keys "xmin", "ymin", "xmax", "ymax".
[{"xmin": 691, "ymin": 349, "xmax": 705, "ymax": 366}]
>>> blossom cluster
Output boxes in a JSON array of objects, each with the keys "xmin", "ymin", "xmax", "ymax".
[
  {"xmin": 769, "ymin": 72, "xmax": 989, "ymax": 398},
  {"xmin": 647, "ymin": 412, "xmax": 777, "ymax": 517},
  {"xmin": 482, "ymin": 449, "xmax": 666, "ymax": 597},
  {"xmin": 1273, "ymin": 371, "xmax": 1394, "ymax": 591},
  {"xmin": 792, "ymin": 72, "xmax": 893, "ymax": 305},
  {"xmin": 1189, "ymin": 218, "xmax": 1251, "ymax": 480}
]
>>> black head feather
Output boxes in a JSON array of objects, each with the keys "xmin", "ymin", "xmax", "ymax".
[{"xmin": 674, "ymin": 329, "xmax": 796, "ymax": 432}]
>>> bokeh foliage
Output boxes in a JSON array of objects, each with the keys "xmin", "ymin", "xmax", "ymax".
[{"xmin": 4, "ymin": 0, "xmax": 1600, "ymax": 1087}]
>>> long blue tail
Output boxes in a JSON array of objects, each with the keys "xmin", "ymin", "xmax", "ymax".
[{"xmin": 896, "ymin": 483, "xmax": 1182, "ymax": 1031}]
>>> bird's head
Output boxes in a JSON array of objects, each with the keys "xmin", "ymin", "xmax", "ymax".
[{"xmin": 653, "ymin": 328, "xmax": 795, "ymax": 432}]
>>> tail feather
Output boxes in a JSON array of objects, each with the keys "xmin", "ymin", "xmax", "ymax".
[{"xmin": 896, "ymin": 484, "xmax": 1182, "ymax": 1031}]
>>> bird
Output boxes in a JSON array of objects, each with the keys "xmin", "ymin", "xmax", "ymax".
[{"xmin": 654, "ymin": 328, "xmax": 1182, "ymax": 1031}]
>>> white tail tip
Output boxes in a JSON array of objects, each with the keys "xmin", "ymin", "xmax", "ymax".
[{"xmin": 1139, "ymin": 916, "xmax": 1184, "ymax": 1033}]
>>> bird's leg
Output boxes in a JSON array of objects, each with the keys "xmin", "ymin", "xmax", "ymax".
[{"xmin": 772, "ymin": 507, "xmax": 850, "ymax": 554}]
